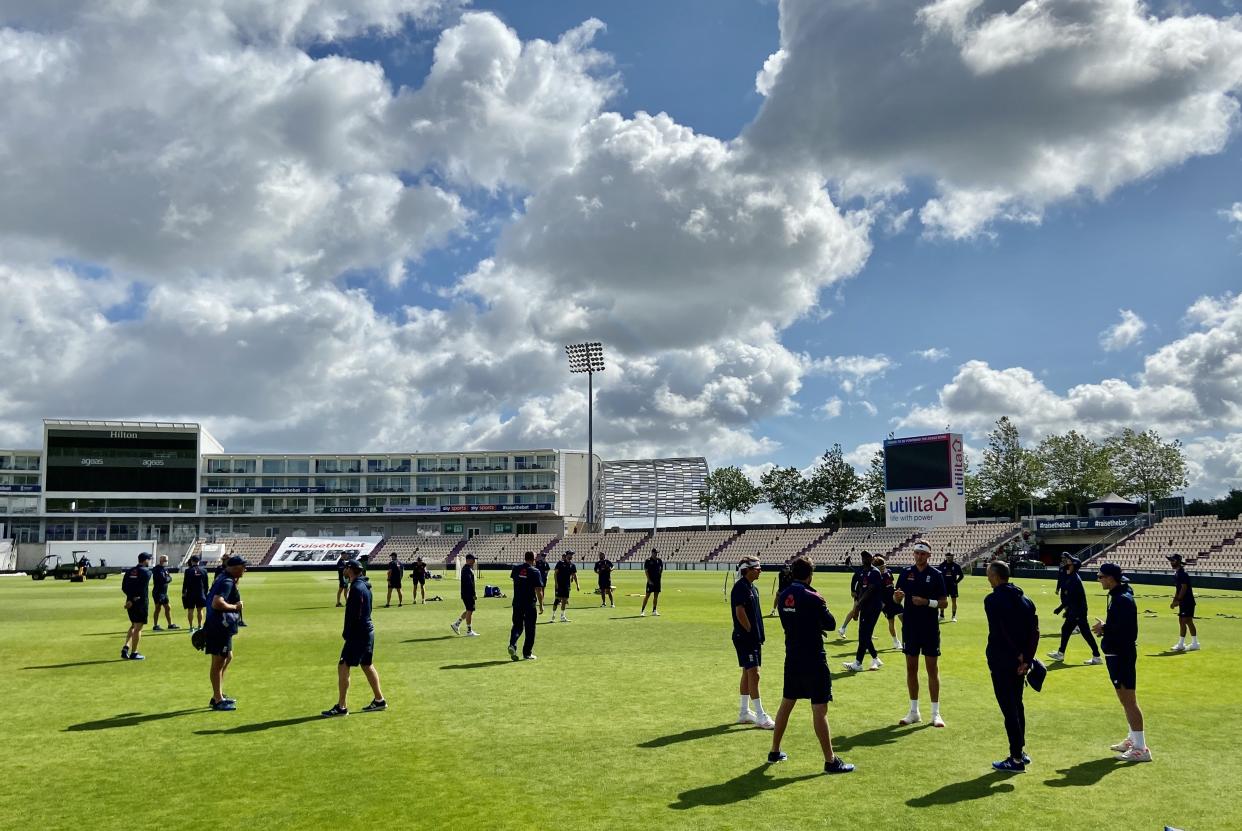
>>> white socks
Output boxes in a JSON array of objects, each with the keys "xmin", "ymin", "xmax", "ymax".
[
  {"xmin": 931, "ymin": 702, "xmax": 941, "ymax": 719},
  {"xmin": 1192, "ymin": 636, "xmax": 1200, "ymax": 646},
  {"xmin": 1132, "ymin": 730, "xmax": 1145, "ymax": 749},
  {"xmin": 752, "ymin": 698, "xmax": 766, "ymax": 718},
  {"xmin": 908, "ymin": 699, "xmax": 920, "ymax": 717},
  {"xmin": 740, "ymin": 695, "xmax": 750, "ymax": 715},
  {"xmin": 1176, "ymin": 637, "xmax": 1185, "ymax": 647}
]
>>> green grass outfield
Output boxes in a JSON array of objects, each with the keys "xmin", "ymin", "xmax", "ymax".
[{"xmin": 2, "ymin": 569, "xmax": 1240, "ymax": 831}]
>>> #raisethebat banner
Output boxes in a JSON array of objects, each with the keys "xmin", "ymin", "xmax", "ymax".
[{"xmin": 267, "ymin": 536, "xmax": 383, "ymax": 566}]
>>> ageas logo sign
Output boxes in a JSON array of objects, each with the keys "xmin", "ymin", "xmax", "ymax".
[{"xmin": 888, "ymin": 491, "xmax": 950, "ymax": 514}]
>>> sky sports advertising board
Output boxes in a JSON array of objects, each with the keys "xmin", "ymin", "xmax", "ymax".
[{"xmin": 884, "ymin": 433, "xmax": 966, "ymax": 528}]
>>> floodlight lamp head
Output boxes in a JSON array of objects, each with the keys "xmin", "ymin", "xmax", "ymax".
[{"xmin": 565, "ymin": 341, "xmax": 606, "ymax": 373}]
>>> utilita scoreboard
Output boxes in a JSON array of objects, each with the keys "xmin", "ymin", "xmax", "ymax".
[{"xmin": 883, "ymin": 433, "xmax": 966, "ymax": 528}]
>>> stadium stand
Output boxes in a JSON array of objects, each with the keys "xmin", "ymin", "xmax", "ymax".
[
  {"xmin": 886, "ymin": 523, "xmax": 1023, "ymax": 568},
  {"xmin": 459, "ymin": 533, "xmax": 560, "ymax": 565},
  {"xmin": 185, "ymin": 537, "xmax": 278, "ymax": 566},
  {"xmin": 809, "ymin": 527, "xmax": 918, "ymax": 565},
  {"xmin": 728, "ymin": 528, "xmax": 832, "ymax": 566},
  {"xmin": 1102, "ymin": 516, "xmax": 1242, "ymax": 573},
  {"xmin": 375, "ymin": 535, "xmax": 465, "ymax": 566},
  {"xmin": 645, "ymin": 529, "xmax": 739, "ymax": 563}
]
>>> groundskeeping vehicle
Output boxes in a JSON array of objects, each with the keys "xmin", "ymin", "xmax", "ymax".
[{"xmin": 30, "ymin": 552, "xmax": 114, "ymax": 581}]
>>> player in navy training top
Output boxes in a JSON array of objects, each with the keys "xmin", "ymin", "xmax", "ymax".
[
  {"xmin": 1168, "ymin": 554, "xmax": 1199, "ymax": 652},
  {"xmin": 939, "ymin": 552, "xmax": 964, "ymax": 622},
  {"xmin": 875, "ymin": 555, "xmax": 903, "ymax": 650},
  {"xmin": 120, "ymin": 552, "xmax": 153, "ymax": 660},
  {"xmin": 409, "ymin": 557, "xmax": 429, "ymax": 604},
  {"xmin": 150, "ymin": 554, "xmax": 179, "ymax": 631},
  {"xmin": 452, "ymin": 553, "xmax": 479, "ymax": 636},
  {"xmin": 1047, "ymin": 556, "xmax": 1100, "ymax": 664},
  {"xmin": 843, "ymin": 551, "xmax": 884, "ymax": 672},
  {"xmin": 385, "ymin": 553, "xmax": 404, "ymax": 608},
  {"xmin": 893, "ymin": 541, "xmax": 949, "ymax": 727},
  {"xmin": 534, "ymin": 551, "xmax": 550, "ymax": 589},
  {"xmin": 767, "ymin": 557, "xmax": 854, "ymax": 774},
  {"xmin": 323, "ymin": 559, "xmax": 387, "ymax": 716},
  {"xmin": 550, "ymin": 551, "xmax": 580, "ymax": 622},
  {"xmin": 594, "ymin": 553, "xmax": 615, "ymax": 608},
  {"xmin": 508, "ymin": 551, "xmax": 545, "ymax": 660},
  {"xmin": 836, "ymin": 556, "xmax": 866, "ymax": 638},
  {"xmin": 984, "ymin": 561, "xmax": 1039, "ymax": 773},
  {"xmin": 204, "ymin": 556, "xmax": 246, "ymax": 710},
  {"xmin": 1092, "ymin": 563, "xmax": 1151, "ymax": 762},
  {"xmin": 335, "ymin": 554, "xmax": 349, "ymax": 607},
  {"xmin": 731, "ymin": 558, "xmax": 773, "ymax": 728},
  {"xmin": 181, "ymin": 554, "xmax": 210, "ymax": 631},
  {"xmin": 640, "ymin": 548, "xmax": 664, "ymax": 616}
]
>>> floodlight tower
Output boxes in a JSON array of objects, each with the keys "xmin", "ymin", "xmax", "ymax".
[{"xmin": 565, "ymin": 342, "xmax": 605, "ymax": 531}]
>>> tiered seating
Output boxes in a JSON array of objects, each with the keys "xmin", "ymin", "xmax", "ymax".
[
  {"xmin": 186, "ymin": 537, "xmax": 277, "ymax": 566},
  {"xmin": 810, "ymin": 527, "xmax": 918, "ymax": 565},
  {"xmin": 646, "ymin": 529, "xmax": 738, "ymax": 563},
  {"xmin": 730, "ymin": 528, "xmax": 831, "ymax": 565},
  {"xmin": 459, "ymin": 534, "xmax": 559, "ymax": 564},
  {"xmin": 888, "ymin": 523, "xmax": 1022, "ymax": 568},
  {"xmin": 1106, "ymin": 517, "xmax": 1242, "ymax": 572},
  {"xmin": 378, "ymin": 535, "xmax": 464, "ymax": 565}
]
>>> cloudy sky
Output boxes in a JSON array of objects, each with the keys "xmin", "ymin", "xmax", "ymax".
[{"xmin": 1, "ymin": 0, "xmax": 1240, "ymax": 510}]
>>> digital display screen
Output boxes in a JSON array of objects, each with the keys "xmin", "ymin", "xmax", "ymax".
[
  {"xmin": 884, "ymin": 437, "xmax": 952, "ymax": 491},
  {"xmin": 45, "ymin": 430, "xmax": 198, "ymax": 493}
]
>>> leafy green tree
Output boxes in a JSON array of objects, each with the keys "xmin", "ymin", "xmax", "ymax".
[
  {"xmin": 808, "ymin": 443, "xmax": 864, "ymax": 529},
  {"xmin": 698, "ymin": 465, "xmax": 761, "ymax": 526},
  {"xmin": 978, "ymin": 417, "xmax": 1046, "ymax": 520},
  {"xmin": 760, "ymin": 466, "xmax": 812, "ymax": 527},
  {"xmin": 861, "ymin": 447, "xmax": 886, "ymax": 523},
  {"xmin": 1103, "ymin": 428, "xmax": 1188, "ymax": 510},
  {"xmin": 1037, "ymin": 430, "xmax": 1116, "ymax": 515}
]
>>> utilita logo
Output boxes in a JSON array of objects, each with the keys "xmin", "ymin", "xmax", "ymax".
[{"xmin": 890, "ymin": 492, "xmax": 950, "ymax": 514}]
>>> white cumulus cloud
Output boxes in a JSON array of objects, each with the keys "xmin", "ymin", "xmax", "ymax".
[{"xmin": 1099, "ymin": 309, "xmax": 1148, "ymax": 351}]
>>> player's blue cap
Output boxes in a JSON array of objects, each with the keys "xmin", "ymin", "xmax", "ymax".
[
  {"xmin": 344, "ymin": 558, "xmax": 364, "ymax": 571},
  {"xmin": 225, "ymin": 555, "xmax": 247, "ymax": 567},
  {"xmin": 138, "ymin": 552, "xmax": 151, "ymax": 561}
]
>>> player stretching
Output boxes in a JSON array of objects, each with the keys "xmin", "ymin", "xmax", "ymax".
[
  {"xmin": 894, "ymin": 541, "xmax": 948, "ymax": 728},
  {"xmin": 939, "ymin": 552, "xmax": 964, "ymax": 622},
  {"xmin": 732, "ymin": 558, "xmax": 774, "ymax": 729},
  {"xmin": 836, "ymin": 553, "xmax": 866, "ymax": 638},
  {"xmin": 1168, "ymin": 554, "xmax": 1200, "ymax": 652},
  {"xmin": 1092, "ymin": 563, "xmax": 1152, "ymax": 762},
  {"xmin": 639, "ymin": 548, "xmax": 663, "ymax": 617},
  {"xmin": 550, "ymin": 551, "xmax": 580, "ymax": 622},
  {"xmin": 594, "ymin": 552, "xmax": 615, "ymax": 607}
]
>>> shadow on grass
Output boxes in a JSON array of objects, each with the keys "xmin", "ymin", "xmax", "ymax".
[
  {"xmin": 1146, "ymin": 651, "xmax": 1189, "ymax": 658},
  {"xmin": 401, "ymin": 635, "xmax": 455, "ymax": 643},
  {"xmin": 82, "ymin": 631, "xmax": 135, "ymax": 637},
  {"xmin": 194, "ymin": 715, "xmax": 322, "ymax": 736},
  {"xmin": 670, "ymin": 764, "xmax": 819, "ymax": 810},
  {"xmin": 1043, "ymin": 757, "xmax": 1126, "ymax": 788},
  {"xmin": 66, "ymin": 709, "xmax": 201, "ymax": 732},
  {"xmin": 439, "ymin": 660, "xmax": 513, "ymax": 670},
  {"xmin": 609, "ymin": 615, "xmax": 647, "ymax": 620},
  {"xmin": 834, "ymin": 722, "xmax": 924, "ymax": 752},
  {"xmin": 906, "ymin": 771, "xmax": 1015, "ymax": 807},
  {"xmin": 1046, "ymin": 662, "xmax": 1082, "ymax": 672},
  {"xmin": 24, "ymin": 659, "xmax": 128, "ymax": 670},
  {"xmin": 637, "ymin": 723, "xmax": 749, "ymax": 748}
]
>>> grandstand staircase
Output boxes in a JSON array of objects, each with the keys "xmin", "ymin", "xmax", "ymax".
[
  {"xmin": 797, "ymin": 530, "xmax": 832, "ymax": 561},
  {"xmin": 703, "ymin": 530, "xmax": 743, "ymax": 562},
  {"xmin": 539, "ymin": 537, "xmax": 561, "ymax": 556},
  {"xmin": 444, "ymin": 537, "xmax": 468, "ymax": 565},
  {"xmin": 616, "ymin": 531, "xmax": 654, "ymax": 562}
]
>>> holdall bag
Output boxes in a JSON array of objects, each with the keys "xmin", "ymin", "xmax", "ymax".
[{"xmin": 484, "ymin": 585, "xmax": 502, "ymax": 598}]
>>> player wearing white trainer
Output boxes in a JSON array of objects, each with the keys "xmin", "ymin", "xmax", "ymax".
[
  {"xmin": 893, "ymin": 541, "xmax": 949, "ymax": 728},
  {"xmin": 1168, "ymin": 554, "xmax": 1200, "ymax": 653},
  {"xmin": 731, "ymin": 558, "xmax": 774, "ymax": 729},
  {"xmin": 1092, "ymin": 563, "xmax": 1152, "ymax": 762}
]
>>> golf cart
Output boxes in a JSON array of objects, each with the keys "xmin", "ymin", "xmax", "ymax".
[{"xmin": 30, "ymin": 551, "xmax": 112, "ymax": 581}]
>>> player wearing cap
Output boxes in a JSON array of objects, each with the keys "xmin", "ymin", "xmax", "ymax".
[
  {"xmin": 732, "ymin": 558, "xmax": 774, "ymax": 729},
  {"xmin": 335, "ymin": 553, "xmax": 349, "ymax": 607},
  {"xmin": 939, "ymin": 552, "xmax": 964, "ymax": 622},
  {"xmin": 550, "ymin": 551, "xmax": 580, "ymax": 622},
  {"xmin": 767, "ymin": 557, "xmax": 854, "ymax": 774},
  {"xmin": 594, "ymin": 552, "xmax": 615, "ymax": 608},
  {"xmin": 120, "ymin": 552, "xmax": 153, "ymax": 660},
  {"xmin": 409, "ymin": 556, "xmax": 428, "ymax": 604},
  {"xmin": 893, "ymin": 540, "xmax": 949, "ymax": 727},
  {"xmin": 875, "ymin": 556, "xmax": 903, "ymax": 651},
  {"xmin": 843, "ymin": 551, "xmax": 883, "ymax": 673},
  {"xmin": 1168, "ymin": 554, "xmax": 1200, "ymax": 652},
  {"xmin": 985, "ymin": 561, "xmax": 1039, "ymax": 773},
  {"xmin": 323, "ymin": 559, "xmax": 387, "ymax": 716},
  {"xmin": 1047, "ymin": 557, "xmax": 1101, "ymax": 664},
  {"xmin": 149, "ymin": 554, "xmax": 178, "ymax": 632},
  {"xmin": 451, "ymin": 553, "xmax": 480, "ymax": 636},
  {"xmin": 385, "ymin": 553, "xmax": 404, "ymax": 608},
  {"xmin": 640, "ymin": 548, "xmax": 664, "ymax": 617},
  {"xmin": 204, "ymin": 556, "xmax": 246, "ymax": 711},
  {"xmin": 1091, "ymin": 563, "xmax": 1151, "ymax": 762},
  {"xmin": 181, "ymin": 554, "xmax": 210, "ymax": 631},
  {"xmin": 508, "ymin": 551, "xmax": 544, "ymax": 661},
  {"xmin": 534, "ymin": 551, "xmax": 550, "ymax": 590}
]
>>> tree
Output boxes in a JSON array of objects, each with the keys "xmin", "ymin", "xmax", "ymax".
[
  {"xmin": 1037, "ymin": 430, "xmax": 1116, "ymax": 515},
  {"xmin": 861, "ymin": 447, "xmax": 886, "ymax": 523},
  {"xmin": 698, "ymin": 465, "xmax": 761, "ymax": 526},
  {"xmin": 1103, "ymin": 428, "xmax": 1188, "ymax": 510},
  {"xmin": 978, "ymin": 417, "xmax": 1046, "ymax": 520},
  {"xmin": 760, "ymin": 466, "xmax": 812, "ymax": 527},
  {"xmin": 808, "ymin": 443, "xmax": 864, "ymax": 529}
]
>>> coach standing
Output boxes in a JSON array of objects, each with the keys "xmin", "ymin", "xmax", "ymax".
[
  {"xmin": 984, "ymin": 562, "xmax": 1038, "ymax": 772},
  {"xmin": 767, "ymin": 558, "xmax": 854, "ymax": 774},
  {"xmin": 120, "ymin": 552, "xmax": 153, "ymax": 661},
  {"xmin": 508, "ymin": 551, "xmax": 544, "ymax": 661},
  {"xmin": 1047, "ymin": 557, "xmax": 1101, "ymax": 665},
  {"xmin": 1092, "ymin": 563, "xmax": 1152, "ymax": 762},
  {"xmin": 323, "ymin": 559, "xmax": 387, "ymax": 716},
  {"xmin": 204, "ymin": 555, "xmax": 246, "ymax": 711},
  {"xmin": 894, "ymin": 541, "xmax": 948, "ymax": 727}
]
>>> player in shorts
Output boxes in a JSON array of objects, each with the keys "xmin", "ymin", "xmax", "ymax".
[
  {"xmin": 181, "ymin": 554, "xmax": 210, "ymax": 631},
  {"xmin": 836, "ymin": 555, "xmax": 866, "ymax": 638},
  {"xmin": 409, "ymin": 556, "xmax": 428, "ymax": 604},
  {"xmin": 120, "ymin": 553, "xmax": 153, "ymax": 661},
  {"xmin": 732, "ymin": 557, "xmax": 773, "ymax": 728},
  {"xmin": 336, "ymin": 554, "xmax": 349, "ymax": 607},
  {"xmin": 550, "ymin": 551, "xmax": 580, "ymax": 622},
  {"xmin": 1167, "ymin": 554, "xmax": 1200, "ymax": 652},
  {"xmin": 939, "ymin": 552, "xmax": 964, "ymax": 622},
  {"xmin": 893, "ymin": 541, "xmax": 948, "ymax": 728},
  {"xmin": 875, "ymin": 556, "xmax": 903, "ymax": 650},
  {"xmin": 204, "ymin": 556, "xmax": 246, "ymax": 711},
  {"xmin": 323, "ymin": 559, "xmax": 387, "ymax": 716},
  {"xmin": 451, "ymin": 553, "xmax": 479, "ymax": 636},
  {"xmin": 1092, "ymin": 563, "xmax": 1151, "ymax": 762},
  {"xmin": 767, "ymin": 557, "xmax": 854, "ymax": 774},
  {"xmin": 151, "ymin": 554, "xmax": 179, "ymax": 631},
  {"xmin": 385, "ymin": 553, "xmax": 404, "ymax": 607},
  {"xmin": 640, "ymin": 548, "xmax": 663, "ymax": 617},
  {"xmin": 594, "ymin": 552, "xmax": 615, "ymax": 608}
]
